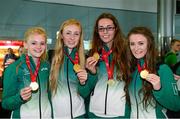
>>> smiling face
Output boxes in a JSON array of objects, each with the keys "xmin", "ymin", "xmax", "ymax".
[
  {"xmin": 129, "ymin": 34, "xmax": 148, "ymax": 59},
  {"xmin": 62, "ymin": 24, "xmax": 81, "ymax": 52},
  {"xmin": 98, "ymin": 18, "xmax": 115, "ymax": 48},
  {"xmin": 24, "ymin": 33, "xmax": 46, "ymax": 61}
]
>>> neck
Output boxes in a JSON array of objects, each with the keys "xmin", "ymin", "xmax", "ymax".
[
  {"xmin": 107, "ymin": 41, "xmax": 113, "ymax": 49},
  {"xmin": 33, "ymin": 58, "xmax": 39, "ymax": 65},
  {"xmin": 68, "ymin": 48, "xmax": 72, "ymax": 54}
]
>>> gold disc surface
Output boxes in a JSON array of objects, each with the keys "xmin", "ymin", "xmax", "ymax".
[
  {"xmin": 140, "ymin": 70, "xmax": 149, "ymax": 79},
  {"xmin": 107, "ymin": 79, "xmax": 115, "ymax": 86},
  {"xmin": 93, "ymin": 52, "xmax": 100, "ymax": 61},
  {"xmin": 73, "ymin": 64, "xmax": 81, "ymax": 72}
]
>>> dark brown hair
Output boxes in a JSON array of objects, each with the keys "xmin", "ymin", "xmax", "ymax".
[{"xmin": 125, "ymin": 26, "xmax": 158, "ymax": 109}]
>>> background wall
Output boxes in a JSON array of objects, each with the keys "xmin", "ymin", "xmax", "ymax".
[{"xmin": 0, "ymin": 0, "xmax": 179, "ymax": 50}]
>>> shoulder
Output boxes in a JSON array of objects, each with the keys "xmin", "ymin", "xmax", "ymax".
[
  {"xmin": 158, "ymin": 63, "xmax": 171, "ymax": 71},
  {"xmin": 40, "ymin": 60, "xmax": 50, "ymax": 71}
]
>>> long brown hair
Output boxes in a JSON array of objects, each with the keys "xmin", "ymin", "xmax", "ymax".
[
  {"xmin": 125, "ymin": 26, "xmax": 158, "ymax": 108},
  {"xmin": 49, "ymin": 19, "xmax": 85, "ymax": 95},
  {"xmin": 89, "ymin": 12, "xmax": 128, "ymax": 82}
]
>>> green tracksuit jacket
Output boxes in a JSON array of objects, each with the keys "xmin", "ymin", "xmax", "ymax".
[
  {"xmin": 2, "ymin": 54, "xmax": 53, "ymax": 118},
  {"xmin": 79, "ymin": 45, "xmax": 130, "ymax": 118},
  {"xmin": 129, "ymin": 59, "xmax": 180, "ymax": 118},
  {"xmin": 51, "ymin": 47, "xmax": 85, "ymax": 118}
]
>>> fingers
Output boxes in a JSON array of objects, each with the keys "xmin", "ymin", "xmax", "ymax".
[
  {"xmin": 86, "ymin": 57, "xmax": 98, "ymax": 74},
  {"xmin": 77, "ymin": 69, "xmax": 88, "ymax": 85},
  {"xmin": 174, "ymin": 74, "xmax": 180, "ymax": 80},
  {"xmin": 86, "ymin": 57, "xmax": 98, "ymax": 68},
  {"xmin": 4, "ymin": 59, "xmax": 15, "ymax": 68},
  {"xmin": 146, "ymin": 74, "xmax": 161, "ymax": 90},
  {"xmin": 20, "ymin": 87, "xmax": 32, "ymax": 101}
]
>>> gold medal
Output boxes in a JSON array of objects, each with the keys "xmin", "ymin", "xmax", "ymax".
[
  {"xmin": 93, "ymin": 52, "xmax": 100, "ymax": 61},
  {"xmin": 30, "ymin": 82, "xmax": 39, "ymax": 91},
  {"xmin": 107, "ymin": 79, "xmax": 115, "ymax": 86},
  {"xmin": 140, "ymin": 69, "xmax": 149, "ymax": 79},
  {"xmin": 73, "ymin": 64, "xmax": 81, "ymax": 73}
]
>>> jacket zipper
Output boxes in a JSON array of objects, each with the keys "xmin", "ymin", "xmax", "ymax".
[
  {"xmin": 134, "ymin": 71, "xmax": 139, "ymax": 119},
  {"xmin": 37, "ymin": 74, "xmax": 42, "ymax": 119},
  {"xmin": 104, "ymin": 85, "xmax": 109, "ymax": 115},
  {"xmin": 66, "ymin": 58, "xmax": 73, "ymax": 119}
]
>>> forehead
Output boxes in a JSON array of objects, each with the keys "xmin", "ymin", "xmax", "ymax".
[
  {"xmin": 27, "ymin": 34, "xmax": 46, "ymax": 42},
  {"xmin": 129, "ymin": 34, "xmax": 147, "ymax": 42},
  {"xmin": 63, "ymin": 24, "xmax": 81, "ymax": 31},
  {"xmin": 98, "ymin": 18, "xmax": 114, "ymax": 26}
]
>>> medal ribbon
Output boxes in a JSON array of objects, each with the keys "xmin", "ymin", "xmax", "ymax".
[
  {"xmin": 26, "ymin": 55, "xmax": 40, "ymax": 82},
  {"xmin": 137, "ymin": 60, "xmax": 147, "ymax": 73},
  {"xmin": 63, "ymin": 49, "xmax": 79, "ymax": 64},
  {"xmin": 101, "ymin": 48, "xmax": 114, "ymax": 80}
]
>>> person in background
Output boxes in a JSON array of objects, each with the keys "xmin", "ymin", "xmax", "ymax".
[
  {"xmin": 164, "ymin": 39, "xmax": 180, "ymax": 118},
  {"xmin": 125, "ymin": 26, "xmax": 180, "ymax": 118},
  {"xmin": 79, "ymin": 12, "xmax": 130, "ymax": 118},
  {"xmin": 49, "ymin": 19, "xmax": 87, "ymax": 118},
  {"xmin": 3, "ymin": 48, "xmax": 17, "ymax": 68},
  {"xmin": 18, "ymin": 46, "xmax": 24, "ymax": 57},
  {"xmin": 164, "ymin": 39, "xmax": 180, "ymax": 69},
  {"xmin": 2, "ymin": 27, "xmax": 53, "ymax": 118}
]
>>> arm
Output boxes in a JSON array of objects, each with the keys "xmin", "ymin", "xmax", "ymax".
[
  {"xmin": 152, "ymin": 64, "xmax": 180, "ymax": 111},
  {"xmin": 78, "ymin": 72, "xmax": 97, "ymax": 98},
  {"xmin": 2, "ymin": 65, "xmax": 24, "ymax": 110}
]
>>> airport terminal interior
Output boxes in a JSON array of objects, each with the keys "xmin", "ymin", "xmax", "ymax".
[{"xmin": 0, "ymin": 0, "xmax": 180, "ymax": 118}]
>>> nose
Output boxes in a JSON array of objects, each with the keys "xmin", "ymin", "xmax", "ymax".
[
  {"xmin": 36, "ymin": 43, "xmax": 41, "ymax": 49},
  {"xmin": 134, "ymin": 44, "xmax": 139, "ymax": 51},
  {"xmin": 103, "ymin": 28, "xmax": 108, "ymax": 33},
  {"xmin": 69, "ymin": 34, "xmax": 76, "ymax": 40}
]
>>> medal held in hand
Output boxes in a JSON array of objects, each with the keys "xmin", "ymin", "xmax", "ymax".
[
  {"xmin": 64, "ymin": 50, "xmax": 81, "ymax": 73},
  {"xmin": 26, "ymin": 55, "xmax": 40, "ymax": 91},
  {"xmin": 101, "ymin": 48, "xmax": 115, "ymax": 86},
  {"xmin": 30, "ymin": 82, "xmax": 39, "ymax": 91},
  {"xmin": 93, "ymin": 52, "xmax": 100, "ymax": 61},
  {"xmin": 137, "ymin": 61, "xmax": 149, "ymax": 79},
  {"xmin": 140, "ymin": 69, "xmax": 149, "ymax": 79},
  {"xmin": 73, "ymin": 64, "xmax": 81, "ymax": 73}
]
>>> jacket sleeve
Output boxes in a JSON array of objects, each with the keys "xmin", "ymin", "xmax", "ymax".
[
  {"xmin": 2, "ymin": 64, "xmax": 24, "ymax": 110},
  {"xmin": 78, "ymin": 72, "xmax": 97, "ymax": 98},
  {"xmin": 153, "ymin": 64, "xmax": 180, "ymax": 111}
]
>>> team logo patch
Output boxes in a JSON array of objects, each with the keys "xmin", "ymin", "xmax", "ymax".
[
  {"xmin": 172, "ymin": 83, "xmax": 179, "ymax": 95},
  {"xmin": 41, "ymin": 67, "xmax": 48, "ymax": 71}
]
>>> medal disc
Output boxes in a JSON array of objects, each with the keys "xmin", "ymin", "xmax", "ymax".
[
  {"xmin": 30, "ymin": 82, "xmax": 39, "ymax": 91},
  {"xmin": 73, "ymin": 64, "xmax": 81, "ymax": 72},
  {"xmin": 93, "ymin": 52, "xmax": 100, "ymax": 61},
  {"xmin": 140, "ymin": 69, "xmax": 149, "ymax": 79},
  {"xmin": 107, "ymin": 79, "xmax": 115, "ymax": 86}
]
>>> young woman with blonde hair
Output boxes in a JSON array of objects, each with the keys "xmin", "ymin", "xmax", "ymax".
[{"xmin": 49, "ymin": 19, "xmax": 87, "ymax": 118}]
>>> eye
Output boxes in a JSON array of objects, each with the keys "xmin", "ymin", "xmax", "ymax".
[
  {"xmin": 98, "ymin": 27, "xmax": 104, "ymax": 32},
  {"xmin": 31, "ymin": 42, "xmax": 36, "ymax": 45},
  {"xmin": 66, "ymin": 32, "xmax": 71, "ymax": 35},
  {"xmin": 40, "ymin": 42, "xmax": 45, "ymax": 46},
  {"xmin": 139, "ymin": 42, "xmax": 144, "ymax": 45},
  {"xmin": 130, "ymin": 42, "xmax": 135, "ymax": 46},
  {"xmin": 74, "ymin": 32, "xmax": 80, "ymax": 36},
  {"xmin": 107, "ymin": 26, "xmax": 115, "ymax": 31}
]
